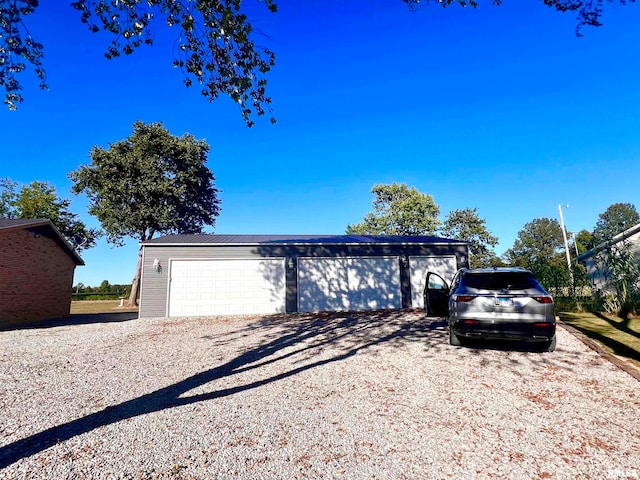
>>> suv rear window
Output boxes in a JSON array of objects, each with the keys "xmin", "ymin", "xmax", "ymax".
[{"xmin": 462, "ymin": 272, "xmax": 539, "ymax": 291}]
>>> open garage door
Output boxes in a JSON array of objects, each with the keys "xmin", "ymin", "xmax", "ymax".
[
  {"xmin": 168, "ymin": 259, "xmax": 286, "ymax": 316},
  {"xmin": 409, "ymin": 256, "xmax": 458, "ymax": 308},
  {"xmin": 298, "ymin": 257, "xmax": 401, "ymax": 312}
]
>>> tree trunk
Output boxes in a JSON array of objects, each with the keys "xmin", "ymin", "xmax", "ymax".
[{"xmin": 127, "ymin": 246, "xmax": 143, "ymax": 307}]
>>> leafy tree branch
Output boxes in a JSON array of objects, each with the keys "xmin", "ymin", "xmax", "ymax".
[
  {"xmin": 1, "ymin": 0, "xmax": 633, "ymax": 122},
  {"xmin": 441, "ymin": 207, "xmax": 499, "ymax": 268},
  {"xmin": 346, "ymin": 182, "xmax": 441, "ymax": 236},
  {"xmin": 0, "ymin": 178, "xmax": 99, "ymax": 251}
]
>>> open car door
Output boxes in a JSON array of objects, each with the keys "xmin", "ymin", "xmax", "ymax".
[{"xmin": 424, "ymin": 272, "xmax": 449, "ymax": 317}]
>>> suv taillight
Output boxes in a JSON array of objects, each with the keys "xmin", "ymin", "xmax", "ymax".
[
  {"xmin": 532, "ymin": 296, "xmax": 553, "ymax": 304},
  {"xmin": 456, "ymin": 295, "xmax": 476, "ymax": 302}
]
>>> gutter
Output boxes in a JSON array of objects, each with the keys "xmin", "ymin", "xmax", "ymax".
[{"xmin": 576, "ymin": 223, "xmax": 640, "ymax": 263}]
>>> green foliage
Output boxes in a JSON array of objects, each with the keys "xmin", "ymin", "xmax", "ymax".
[
  {"xmin": 0, "ymin": 0, "xmax": 46, "ymax": 110},
  {"xmin": 69, "ymin": 121, "xmax": 221, "ymax": 246},
  {"xmin": 72, "ymin": 292, "xmax": 125, "ymax": 300},
  {"xmin": 500, "ymin": 202, "xmax": 640, "ymax": 308},
  {"xmin": 346, "ymin": 182, "xmax": 441, "ymax": 236},
  {"xmin": 2, "ymin": 0, "xmax": 276, "ymax": 126},
  {"xmin": 584, "ymin": 203, "xmax": 640, "ymax": 320},
  {"xmin": 592, "ymin": 202, "xmax": 639, "ymax": 245},
  {"xmin": 2, "ymin": 1, "xmax": 630, "ymax": 120},
  {"xmin": 504, "ymin": 217, "xmax": 564, "ymax": 265},
  {"xmin": 69, "ymin": 121, "xmax": 220, "ymax": 306},
  {"xmin": 441, "ymin": 207, "xmax": 499, "ymax": 268},
  {"xmin": 484, "ymin": 255, "xmax": 507, "ymax": 267},
  {"xmin": 73, "ymin": 281, "xmax": 132, "ymax": 299},
  {"xmin": 0, "ymin": 178, "xmax": 17, "ymax": 217},
  {"xmin": 346, "ymin": 186, "xmax": 502, "ymax": 266},
  {"xmin": 592, "ymin": 239, "xmax": 640, "ymax": 321},
  {"xmin": 574, "ymin": 229, "xmax": 595, "ymax": 254},
  {"xmin": 98, "ymin": 279, "xmax": 111, "ymax": 293},
  {"xmin": 503, "ymin": 217, "xmax": 570, "ymax": 292},
  {"xmin": 0, "ymin": 178, "xmax": 99, "ymax": 251}
]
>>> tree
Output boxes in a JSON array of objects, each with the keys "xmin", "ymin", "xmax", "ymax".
[
  {"xmin": 0, "ymin": 178, "xmax": 99, "ymax": 251},
  {"xmin": 346, "ymin": 182, "xmax": 441, "ymax": 236},
  {"xmin": 574, "ymin": 229, "xmax": 595, "ymax": 255},
  {"xmin": 503, "ymin": 217, "xmax": 569, "ymax": 292},
  {"xmin": 441, "ymin": 207, "xmax": 499, "ymax": 268},
  {"xmin": 69, "ymin": 121, "xmax": 221, "ymax": 307},
  {"xmin": 2, "ymin": 1, "xmax": 630, "ymax": 122},
  {"xmin": 0, "ymin": 178, "xmax": 17, "ymax": 217},
  {"xmin": 98, "ymin": 280, "xmax": 111, "ymax": 293},
  {"xmin": 592, "ymin": 202, "xmax": 640, "ymax": 245}
]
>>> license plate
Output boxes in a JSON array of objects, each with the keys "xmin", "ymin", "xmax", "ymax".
[{"xmin": 496, "ymin": 297, "xmax": 512, "ymax": 306}]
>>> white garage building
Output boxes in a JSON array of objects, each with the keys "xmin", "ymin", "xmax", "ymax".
[{"xmin": 138, "ymin": 234, "xmax": 468, "ymax": 318}]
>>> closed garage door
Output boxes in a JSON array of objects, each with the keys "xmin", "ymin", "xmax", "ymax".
[
  {"xmin": 409, "ymin": 256, "xmax": 458, "ymax": 308},
  {"xmin": 298, "ymin": 257, "xmax": 401, "ymax": 312},
  {"xmin": 168, "ymin": 259, "xmax": 286, "ymax": 316}
]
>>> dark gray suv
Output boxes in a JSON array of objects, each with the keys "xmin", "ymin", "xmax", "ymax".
[{"xmin": 424, "ymin": 267, "xmax": 556, "ymax": 351}]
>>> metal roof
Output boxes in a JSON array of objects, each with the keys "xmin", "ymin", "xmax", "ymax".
[
  {"xmin": 142, "ymin": 234, "xmax": 468, "ymax": 246},
  {"xmin": 0, "ymin": 218, "xmax": 85, "ymax": 265}
]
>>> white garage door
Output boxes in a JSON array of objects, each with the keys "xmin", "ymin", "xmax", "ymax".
[
  {"xmin": 409, "ymin": 256, "xmax": 458, "ymax": 308},
  {"xmin": 298, "ymin": 257, "xmax": 401, "ymax": 312},
  {"xmin": 168, "ymin": 259, "xmax": 286, "ymax": 316}
]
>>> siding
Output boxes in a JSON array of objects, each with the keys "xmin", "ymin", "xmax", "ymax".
[
  {"xmin": 139, "ymin": 242, "xmax": 468, "ymax": 318},
  {"xmin": 583, "ymin": 230, "xmax": 640, "ymax": 292}
]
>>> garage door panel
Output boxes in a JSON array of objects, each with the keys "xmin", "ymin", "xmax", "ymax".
[
  {"xmin": 409, "ymin": 256, "xmax": 458, "ymax": 308},
  {"xmin": 168, "ymin": 259, "xmax": 286, "ymax": 316},
  {"xmin": 347, "ymin": 258, "xmax": 400, "ymax": 310},
  {"xmin": 298, "ymin": 257, "xmax": 401, "ymax": 312},
  {"xmin": 298, "ymin": 258, "xmax": 348, "ymax": 312}
]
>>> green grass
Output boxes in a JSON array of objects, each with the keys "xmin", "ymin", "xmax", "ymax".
[
  {"xmin": 70, "ymin": 300, "xmax": 139, "ymax": 315},
  {"xmin": 559, "ymin": 311, "xmax": 640, "ymax": 368}
]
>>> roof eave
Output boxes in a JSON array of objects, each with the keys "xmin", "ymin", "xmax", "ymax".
[
  {"xmin": 576, "ymin": 222, "xmax": 640, "ymax": 262},
  {"xmin": 141, "ymin": 240, "xmax": 468, "ymax": 247},
  {"xmin": 2, "ymin": 219, "xmax": 85, "ymax": 266}
]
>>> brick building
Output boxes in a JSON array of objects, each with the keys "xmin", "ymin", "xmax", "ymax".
[{"xmin": 0, "ymin": 219, "xmax": 84, "ymax": 327}]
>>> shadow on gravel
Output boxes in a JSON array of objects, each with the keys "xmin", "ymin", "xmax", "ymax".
[
  {"xmin": 0, "ymin": 310, "xmax": 447, "ymax": 468},
  {"xmin": 0, "ymin": 312, "xmax": 139, "ymax": 332},
  {"xmin": 462, "ymin": 339, "xmax": 549, "ymax": 353}
]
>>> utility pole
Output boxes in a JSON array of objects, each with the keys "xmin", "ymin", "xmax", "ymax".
[{"xmin": 558, "ymin": 204, "xmax": 574, "ymax": 287}]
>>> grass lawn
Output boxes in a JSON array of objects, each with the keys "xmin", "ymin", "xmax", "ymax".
[
  {"xmin": 70, "ymin": 300, "xmax": 139, "ymax": 315},
  {"xmin": 559, "ymin": 312, "xmax": 640, "ymax": 369}
]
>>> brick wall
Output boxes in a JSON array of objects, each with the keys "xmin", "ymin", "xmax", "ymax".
[{"xmin": 0, "ymin": 228, "xmax": 77, "ymax": 326}]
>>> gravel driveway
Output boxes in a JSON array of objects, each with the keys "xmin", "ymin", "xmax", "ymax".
[{"xmin": 1, "ymin": 310, "xmax": 639, "ymax": 480}]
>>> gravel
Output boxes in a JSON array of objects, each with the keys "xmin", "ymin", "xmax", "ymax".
[{"xmin": 1, "ymin": 310, "xmax": 639, "ymax": 480}]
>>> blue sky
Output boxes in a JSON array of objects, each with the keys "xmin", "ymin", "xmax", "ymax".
[{"xmin": 2, "ymin": 0, "xmax": 639, "ymax": 287}]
